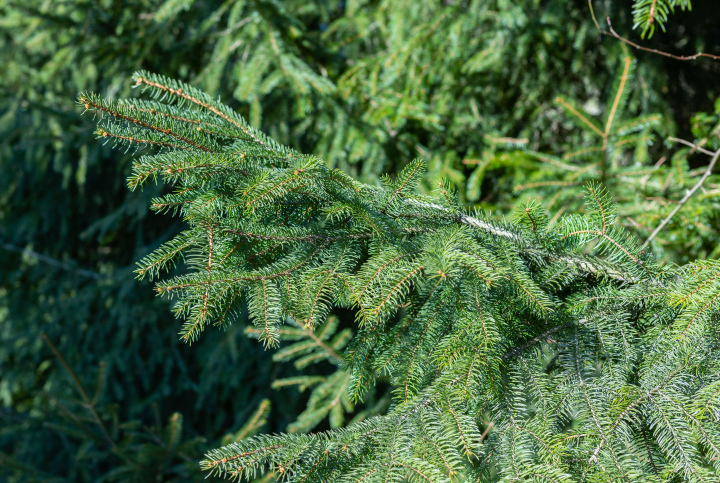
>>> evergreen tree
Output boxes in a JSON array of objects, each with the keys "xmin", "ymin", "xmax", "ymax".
[
  {"xmin": 79, "ymin": 71, "xmax": 720, "ymax": 482},
  {"xmin": 3, "ymin": 0, "xmax": 720, "ymax": 481}
]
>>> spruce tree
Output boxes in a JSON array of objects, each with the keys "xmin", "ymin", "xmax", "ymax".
[
  {"xmin": 79, "ymin": 71, "xmax": 720, "ymax": 482},
  {"xmin": 4, "ymin": 0, "xmax": 720, "ymax": 480}
]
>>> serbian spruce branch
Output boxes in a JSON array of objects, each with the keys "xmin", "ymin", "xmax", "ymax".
[{"xmin": 80, "ymin": 72, "xmax": 720, "ymax": 483}]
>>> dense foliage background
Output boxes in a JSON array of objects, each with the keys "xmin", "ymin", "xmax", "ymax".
[{"xmin": 1, "ymin": 0, "xmax": 719, "ymax": 481}]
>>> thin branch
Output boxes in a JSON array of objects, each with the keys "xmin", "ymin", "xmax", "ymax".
[
  {"xmin": 1, "ymin": 242, "xmax": 104, "ymax": 280},
  {"xmin": 135, "ymin": 76, "xmax": 273, "ymax": 151},
  {"xmin": 234, "ymin": 399, "xmax": 271, "ymax": 442},
  {"xmin": 409, "ymin": 199, "xmax": 637, "ymax": 282},
  {"xmin": 668, "ymin": 137, "xmax": 717, "ymax": 157},
  {"xmin": 91, "ymin": 361, "xmax": 105, "ymax": 406},
  {"xmin": 81, "ymin": 98, "xmax": 216, "ymax": 152},
  {"xmin": 480, "ymin": 421, "xmax": 495, "ymax": 441},
  {"xmin": 501, "ymin": 322, "xmax": 578, "ymax": 360},
  {"xmin": 40, "ymin": 334, "xmax": 121, "ymax": 457},
  {"xmin": 556, "ymin": 97, "xmax": 604, "ymax": 138},
  {"xmin": 97, "ymin": 129, "xmax": 190, "ymax": 150},
  {"xmin": 304, "ymin": 326, "xmax": 343, "ymax": 363},
  {"xmin": 643, "ymin": 147, "xmax": 720, "ymax": 248},
  {"xmin": 603, "ymin": 17, "xmax": 720, "ymax": 61},
  {"xmin": 588, "ymin": 0, "xmax": 600, "ymax": 29}
]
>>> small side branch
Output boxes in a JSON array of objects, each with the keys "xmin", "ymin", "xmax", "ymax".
[
  {"xmin": 412, "ymin": 200, "xmax": 637, "ymax": 282},
  {"xmin": 304, "ymin": 324, "xmax": 343, "ymax": 364},
  {"xmin": 587, "ymin": 2, "xmax": 720, "ymax": 62},
  {"xmin": 1, "ymin": 242, "xmax": 104, "ymax": 280},
  {"xmin": 667, "ymin": 137, "xmax": 716, "ymax": 157},
  {"xmin": 81, "ymin": 98, "xmax": 215, "ymax": 153},
  {"xmin": 605, "ymin": 18, "xmax": 720, "ymax": 61},
  {"xmin": 643, "ymin": 146, "xmax": 720, "ymax": 248},
  {"xmin": 40, "ymin": 334, "xmax": 121, "ymax": 458}
]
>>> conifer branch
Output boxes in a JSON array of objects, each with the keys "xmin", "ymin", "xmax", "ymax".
[
  {"xmin": 82, "ymin": 74, "xmax": 720, "ymax": 483},
  {"xmin": 80, "ymin": 97, "xmax": 216, "ymax": 152},
  {"xmin": 555, "ymin": 97, "xmax": 604, "ymax": 138},
  {"xmin": 134, "ymin": 74, "xmax": 275, "ymax": 150},
  {"xmin": 604, "ymin": 57, "xmax": 632, "ymax": 136},
  {"xmin": 1, "ymin": 241, "xmax": 105, "ymax": 280},
  {"xmin": 40, "ymin": 334, "xmax": 122, "ymax": 460},
  {"xmin": 668, "ymin": 137, "xmax": 716, "ymax": 157},
  {"xmin": 97, "ymin": 129, "xmax": 191, "ymax": 150}
]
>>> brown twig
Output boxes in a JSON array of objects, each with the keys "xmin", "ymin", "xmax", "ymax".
[
  {"xmin": 602, "ymin": 15, "xmax": 720, "ymax": 61},
  {"xmin": 643, "ymin": 146, "xmax": 720, "ymax": 248},
  {"xmin": 588, "ymin": 2, "xmax": 719, "ymax": 61}
]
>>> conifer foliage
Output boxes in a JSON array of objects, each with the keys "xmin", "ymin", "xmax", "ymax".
[
  {"xmin": 632, "ymin": 0, "xmax": 692, "ymax": 38},
  {"xmin": 494, "ymin": 55, "xmax": 720, "ymax": 264},
  {"xmin": 81, "ymin": 73, "xmax": 720, "ymax": 482}
]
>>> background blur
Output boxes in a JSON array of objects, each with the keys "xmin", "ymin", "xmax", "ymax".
[{"xmin": 1, "ymin": 0, "xmax": 719, "ymax": 481}]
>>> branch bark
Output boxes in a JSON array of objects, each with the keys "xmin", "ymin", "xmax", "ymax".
[{"xmin": 643, "ymin": 147, "xmax": 720, "ymax": 248}]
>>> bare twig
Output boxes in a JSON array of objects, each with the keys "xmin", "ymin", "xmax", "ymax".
[
  {"xmin": 587, "ymin": 0, "xmax": 600, "ymax": 29},
  {"xmin": 605, "ymin": 18, "xmax": 720, "ymax": 61},
  {"xmin": 587, "ymin": 2, "xmax": 720, "ymax": 62},
  {"xmin": 480, "ymin": 421, "xmax": 495, "ymax": 441},
  {"xmin": 643, "ymin": 147, "xmax": 720, "ymax": 248},
  {"xmin": 668, "ymin": 137, "xmax": 717, "ymax": 157}
]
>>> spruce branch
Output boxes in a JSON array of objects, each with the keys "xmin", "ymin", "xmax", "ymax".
[
  {"xmin": 81, "ymin": 74, "xmax": 720, "ymax": 482},
  {"xmin": 80, "ymin": 96, "xmax": 217, "ymax": 152},
  {"xmin": 134, "ymin": 72, "xmax": 276, "ymax": 151}
]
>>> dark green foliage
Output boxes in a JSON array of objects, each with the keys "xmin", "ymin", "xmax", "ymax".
[
  {"xmin": 82, "ymin": 74, "xmax": 720, "ymax": 481},
  {"xmin": 3, "ymin": 0, "xmax": 720, "ymax": 481},
  {"xmin": 0, "ymin": 3, "xmax": 279, "ymax": 480}
]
